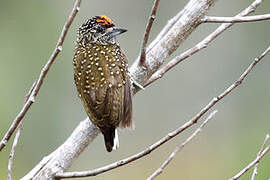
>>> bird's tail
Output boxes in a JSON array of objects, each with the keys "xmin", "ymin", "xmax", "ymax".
[{"xmin": 102, "ymin": 128, "xmax": 119, "ymax": 152}]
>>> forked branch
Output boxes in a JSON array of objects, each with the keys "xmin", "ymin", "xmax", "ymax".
[
  {"xmin": 147, "ymin": 110, "xmax": 218, "ymax": 180},
  {"xmin": 251, "ymin": 134, "xmax": 270, "ymax": 180},
  {"xmin": 145, "ymin": 0, "xmax": 263, "ymax": 87},
  {"xmin": 229, "ymin": 134, "xmax": 270, "ymax": 180}
]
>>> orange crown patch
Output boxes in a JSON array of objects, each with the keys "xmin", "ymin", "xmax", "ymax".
[{"xmin": 96, "ymin": 15, "xmax": 114, "ymax": 26}]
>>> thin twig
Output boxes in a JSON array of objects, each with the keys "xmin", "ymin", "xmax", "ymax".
[
  {"xmin": 7, "ymin": 122, "xmax": 23, "ymax": 180},
  {"xmin": 147, "ymin": 110, "xmax": 218, "ymax": 180},
  {"xmin": 229, "ymin": 140, "xmax": 270, "ymax": 179},
  {"xmin": 55, "ymin": 44, "xmax": 270, "ymax": 179},
  {"xmin": 251, "ymin": 134, "xmax": 270, "ymax": 180},
  {"xmin": 139, "ymin": 0, "xmax": 160, "ymax": 66},
  {"xmin": 202, "ymin": 14, "xmax": 270, "ymax": 23},
  {"xmin": 144, "ymin": 0, "xmax": 263, "ymax": 87},
  {"xmin": 7, "ymin": 81, "xmax": 37, "ymax": 180},
  {"xmin": 24, "ymin": 81, "xmax": 37, "ymax": 104},
  {"xmin": 0, "ymin": 0, "xmax": 82, "ymax": 152}
]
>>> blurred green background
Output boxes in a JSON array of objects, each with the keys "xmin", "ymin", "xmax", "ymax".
[{"xmin": 0, "ymin": 0, "xmax": 270, "ymax": 179}]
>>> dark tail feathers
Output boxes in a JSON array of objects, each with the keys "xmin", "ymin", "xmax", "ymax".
[{"xmin": 102, "ymin": 127, "xmax": 116, "ymax": 152}]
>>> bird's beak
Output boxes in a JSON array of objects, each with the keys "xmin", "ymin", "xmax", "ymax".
[{"xmin": 105, "ymin": 27, "xmax": 127, "ymax": 40}]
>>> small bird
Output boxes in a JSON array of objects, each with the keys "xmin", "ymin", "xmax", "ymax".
[{"xmin": 73, "ymin": 15, "xmax": 133, "ymax": 152}]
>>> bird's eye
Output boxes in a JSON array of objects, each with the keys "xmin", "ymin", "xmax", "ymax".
[{"xmin": 96, "ymin": 25, "xmax": 105, "ymax": 33}]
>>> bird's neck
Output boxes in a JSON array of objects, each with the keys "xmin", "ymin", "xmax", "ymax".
[{"xmin": 76, "ymin": 34, "xmax": 117, "ymax": 47}]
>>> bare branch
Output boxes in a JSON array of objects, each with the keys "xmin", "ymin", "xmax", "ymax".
[
  {"xmin": 8, "ymin": 80, "xmax": 40, "ymax": 179},
  {"xmin": 229, "ymin": 134, "xmax": 270, "ymax": 180},
  {"xmin": 24, "ymin": 81, "xmax": 37, "ymax": 104},
  {"xmin": 202, "ymin": 14, "xmax": 270, "ymax": 23},
  {"xmin": 7, "ymin": 122, "xmax": 23, "ymax": 180},
  {"xmin": 55, "ymin": 45, "xmax": 270, "ymax": 179},
  {"xmin": 130, "ymin": 0, "xmax": 215, "ymax": 93},
  {"xmin": 251, "ymin": 134, "xmax": 270, "ymax": 180},
  {"xmin": 0, "ymin": 0, "xmax": 82, "ymax": 152},
  {"xmin": 147, "ymin": 110, "xmax": 218, "ymax": 180},
  {"xmin": 21, "ymin": 118, "xmax": 99, "ymax": 180},
  {"xmin": 138, "ymin": 0, "xmax": 160, "ymax": 66},
  {"xmin": 145, "ymin": 0, "xmax": 263, "ymax": 86},
  {"xmin": 7, "ymin": 80, "xmax": 38, "ymax": 180}
]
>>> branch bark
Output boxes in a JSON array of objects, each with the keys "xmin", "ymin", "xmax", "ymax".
[{"xmin": 21, "ymin": 118, "xmax": 99, "ymax": 180}]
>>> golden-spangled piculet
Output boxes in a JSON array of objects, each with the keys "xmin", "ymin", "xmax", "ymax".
[{"xmin": 73, "ymin": 15, "xmax": 133, "ymax": 152}]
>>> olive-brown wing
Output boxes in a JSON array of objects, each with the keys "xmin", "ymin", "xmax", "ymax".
[
  {"xmin": 81, "ymin": 73, "xmax": 125, "ymax": 128},
  {"xmin": 116, "ymin": 46, "xmax": 133, "ymax": 129}
]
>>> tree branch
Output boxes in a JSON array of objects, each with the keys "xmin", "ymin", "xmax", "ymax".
[
  {"xmin": 251, "ymin": 134, "xmax": 270, "ymax": 180},
  {"xmin": 7, "ymin": 122, "xmax": 23, "ymax": 180},
  {"xmin": 130, "ymin": 0, "xmax": 215, "ymax": 93},
  {"xmin": 144, "ymin": 0, "xmax": 263, "ymax": 87},
  {"xmin": 8, "ymin": 81, "xmax": 37, "ymax": 179},
  {"xmin": 0, "ymin": 0, "xmax": 82, "ymax": 152},
  {"xmin": 55, "ymin": 44, "xmax": 270, "ymax": 179},
  {"xmin": 21, "ymin": 118, "xmax": 99, "ymax": 180},
  {"xmin": 147, "ymin": 110, "xmax": 218, "ymax": 180},
  {"xmin": 201, "ymin": 14, "xmax": 270, "ymax": 23},
  {"xmin": 229, "ymin": 134, "xmax": 270, "ymax": 180},
  {"xmin": 138, "ymin": 0, "xmax": 160, "ymax": 66}
]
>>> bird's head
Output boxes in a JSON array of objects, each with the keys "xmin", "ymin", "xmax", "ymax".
[{"xmin": 77, "ymin": 15, "xmax": 127, "ymax": 45}]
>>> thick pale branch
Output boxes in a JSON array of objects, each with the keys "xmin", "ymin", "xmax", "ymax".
[
  {"xmin": 202, "ymin": 14, "xmax": 270, "ymax": 23},
  {"xmin": 0, "ymin": 0, "xmax": 82, "ymax": 152},
  {"xmin": 21, "ymin": 118, "xmax": 99, "ymax": 180},
  {"xmin": 130, "ymin": 0, "xmax": 215, "ymax": 93},
  {"xmin": 55, "ymin": 45, "xmax": 270, "ymax": 179},
  {"xmin": 147, "ymin": 110, "xmax": 218, "ymax": 180}
]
